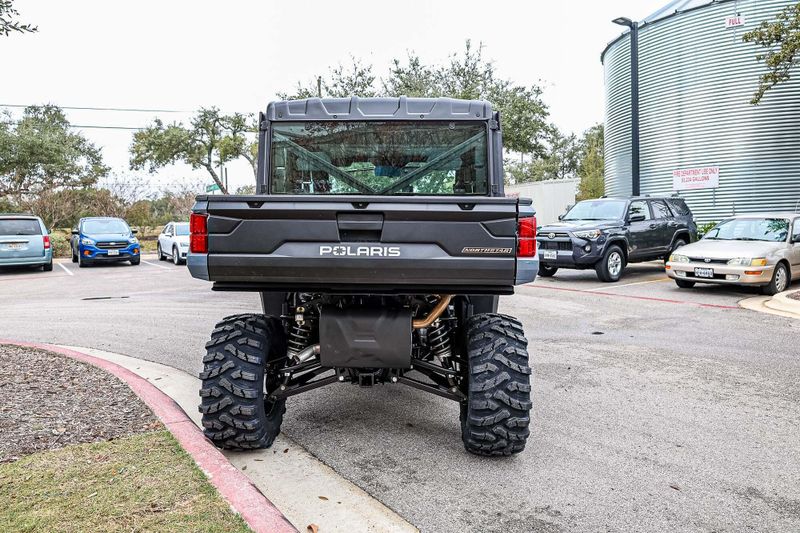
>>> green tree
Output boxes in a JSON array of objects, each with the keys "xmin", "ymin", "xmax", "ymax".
[
  {"xmin": 743, "ymin": 2, "xmax": 800, "ymax": 104},
  {"xmin": 1, "ymin": 0, "xmax": 36, "ymax": 37},
  {"xmin": 576, "ymin": 124, "xmax": 604, "ymax": 201},
  {"xmin": 504, "ymin": 125, "xmax": 579, "ymax": 183},
  {"xmin": 279, "ymin": 41, "xmax": 550, "ymax": 158},
  {"xmin": 0, "ymin": 105, "xmax": 108, "ymax": 200},
  {"xmin": 279, "ymin": 57, "xmax": 377, "ymax": 100},
  {"xmin": 129, "ymin": 108, "xmax": 256, "ymax": 194}
]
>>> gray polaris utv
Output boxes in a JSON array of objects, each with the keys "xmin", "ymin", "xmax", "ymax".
[{"xmin": 188, "ymin": 97, "xmax": 539, "ymax": 456}]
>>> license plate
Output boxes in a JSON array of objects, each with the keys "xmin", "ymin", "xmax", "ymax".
[
  {"xmin": 5, "ymin": 243, "xmax": 24, "ymax": 250},
  {"xmin": 694, "ymin": 267, "xmax": 714, "ymax": 278},
  {"xmin": 107, "ymin": 249, "xmax": 120, "ymax": 256},
  {"xmin": 543, "ymin": 250, "xmax": 557, "ymax": 261}
]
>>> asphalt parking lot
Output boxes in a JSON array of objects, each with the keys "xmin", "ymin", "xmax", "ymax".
[{"xmin": 2, "ymin": 257, "xmax": 799, "ymax": 532}]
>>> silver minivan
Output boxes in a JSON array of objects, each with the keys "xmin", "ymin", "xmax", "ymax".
[{"xmin": 0, "ymin": 215, "xmax": 53, "ymax": 271}]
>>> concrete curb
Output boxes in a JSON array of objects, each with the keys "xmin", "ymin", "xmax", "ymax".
[
  {"xmin": 0, "ymin": 340, "xmax": 297, "ymax": 533},
  {"xmin": 739, "ymin": 289, "xmax": 800, "ymax": 320},
  {"xmin": 764, "ymin": 289, "xmax": 800, "ymax": 318}
]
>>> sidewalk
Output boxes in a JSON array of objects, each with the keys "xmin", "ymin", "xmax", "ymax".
[{"xmin": 55, "ymin": 345, "xmax": 418, "ymax": 533}]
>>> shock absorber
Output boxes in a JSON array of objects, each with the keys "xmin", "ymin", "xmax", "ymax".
[
  {"xmin": 427, "ymin": 320, "xmax": 453, "ymax": 360},
  {"xmin": 287, "ymin": 305, "xmax": 315, "ymax": 358}
]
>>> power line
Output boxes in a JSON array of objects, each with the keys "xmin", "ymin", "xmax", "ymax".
[
  {"xmin": 70, "ymin": 124, "xmax": 145, "ymax": 130},
  {"xmin": 0, "ymin": 103, "xmax": 254, "ymax": 114},
  {"xmin": 0, "ymin": 103, "xmax": 187, "ymax": 113}
]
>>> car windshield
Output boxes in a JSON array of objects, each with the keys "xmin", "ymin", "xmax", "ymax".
[
  {"xmin": 562, "ymin": 200, "xmax": 627, "ymax": 221},
  {"xmin": 704, "ymin": 218, "xmax": 789, "ymax": 242},
  {"xmin": 174, "ymin": 224, "xmax": 189, "ymax": 236},
  {"xmin": 82, "ymin": 219, "xmax": 130, "ymax": 234},
  {"xmin": 0, "ymin": 219, "xmax": 41, "ymax": 235},
  {"xmin": 270, "ymin": 121, "xmax": 488, "ymax": 195}
]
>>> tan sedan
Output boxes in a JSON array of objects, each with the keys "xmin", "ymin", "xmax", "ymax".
[{"xmin": 666, "ymin": 213, "xmax": 800, "ymax": 295}]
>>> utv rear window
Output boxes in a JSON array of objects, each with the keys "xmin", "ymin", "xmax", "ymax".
[
  {"xmin": 0, "ymin": 219, "xmax": 41, "ymax": 235},
  {"xmin": 269, "ymin": 121, "xmax": 488, "ymax": 195}
]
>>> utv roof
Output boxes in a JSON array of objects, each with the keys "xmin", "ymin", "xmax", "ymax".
[{"xmin": 266, "ymin": 97, "xmax": 493, "ymax": 122}]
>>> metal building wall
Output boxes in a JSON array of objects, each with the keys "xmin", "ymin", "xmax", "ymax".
[{"xmin": 603, "ymin": 0, "xmax": 800, "ymax": 222}]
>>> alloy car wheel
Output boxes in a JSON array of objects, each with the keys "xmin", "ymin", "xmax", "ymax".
[
  {"xmin": 157, "ymin": 243, "xmax": 164, "ymax": 261},
  {"xmin": 608, "ymin": 251, "xmax": 623, "ymax": 277},
  {"xmin": 173, "ymin": 246, "xmax": 180, "ymax": 265}
]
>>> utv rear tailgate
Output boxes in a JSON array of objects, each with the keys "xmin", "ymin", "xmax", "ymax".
[{"xmin": 190, "ymin": 195, "xmax": 532, "ymax": 294}]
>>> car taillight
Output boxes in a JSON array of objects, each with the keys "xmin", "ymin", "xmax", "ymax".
[
  {"xmin": 517, "ymin": 216, "xmax": 537, "ymax": 257},
  {"xmin": 43, "ymin": 235, "xmax": 51, "ymax": 250},
  {"xmin": 190, "ymin": 213, "xmax": 208, "ymax": 254}
]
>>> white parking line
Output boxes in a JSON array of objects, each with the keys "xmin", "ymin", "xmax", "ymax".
[
  {"xmin": 141, "ymin": 259, "xmax": 172, "ymax": 271},
  {"xmin": 57, "ymin": 262, "xmax": 74, "ymax": 276},
  {"xmin": 585, "ymin": 277, "xmax": 670, "ymax": 292}
]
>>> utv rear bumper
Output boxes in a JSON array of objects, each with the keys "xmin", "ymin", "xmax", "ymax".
[{"xmin": 191, "ymin": 253, "xmax": 521, "ymax": 294}]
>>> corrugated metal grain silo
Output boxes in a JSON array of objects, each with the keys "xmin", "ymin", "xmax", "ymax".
[{"xmin": 602, "ymin": 0, "xmax": 800, "ymax": 222}]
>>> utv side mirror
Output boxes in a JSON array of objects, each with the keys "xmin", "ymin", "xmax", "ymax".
[
  {"xmin": 71, "ymin": 229, "xmax": 79, "ymax": 235},
  {"xmin": 629, "ymin": 213, "xmax": 646, "ymax": 223}
]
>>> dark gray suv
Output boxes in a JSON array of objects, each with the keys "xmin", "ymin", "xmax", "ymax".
[{"xmin": 536, "ymin": 196, "xmax": 697, "ymax": 282}]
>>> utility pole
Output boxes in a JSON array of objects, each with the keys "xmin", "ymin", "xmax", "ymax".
[{"xmin": 612, "ymin": 17, "xmax": 640, "ymax": 196}]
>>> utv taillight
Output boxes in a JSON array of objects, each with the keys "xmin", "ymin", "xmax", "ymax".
[
  {"xmin": 517, "ymin": 216, "xmax": 537, "ymax": 257},
  {"xmin": 42, "ymin": 235, "xmax": 51, "ymax": 250},
  {"xmin": 190, "ymin": 213, "xmax": 208, "ymax": 254}
]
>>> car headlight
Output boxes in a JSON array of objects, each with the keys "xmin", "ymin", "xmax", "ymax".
[
  {"xmin": 573, "ymin": 229, "xmax": 602, "ymax": 240},
  {"xmin": 670, "ymin": 254, "xmax": 689, "ymax": 263},
  {"xmin": 80, "ymin": 237, "xmax": 96, "ymax": 246},
  {"xmin": 128, "ymin": 237, "xmax": 138, "ymax": 244}
]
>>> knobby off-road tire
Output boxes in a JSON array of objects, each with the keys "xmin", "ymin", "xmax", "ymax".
[
  {"xmin": 199, "ymin": 313, "xmax": 288, "ymax": 450},
  {"xmin": 460, "ymin": 313, "xmax": 532, "ymax": 456}
]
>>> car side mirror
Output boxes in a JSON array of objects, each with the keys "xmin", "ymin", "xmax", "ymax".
[
  {"xmin": 131, "ymin": 229, "xmax": 139, "ymax": 234},
  {"xmin": 629, "ymin": 213, "xmax": 646, "ymax": 222},
  {"xmin": 71, "ymin": 229, "xmax": 79, "ymax": 235},
  {"xmin": 558, "ymin": 214, "xmax": 565, "ymax": 221}
]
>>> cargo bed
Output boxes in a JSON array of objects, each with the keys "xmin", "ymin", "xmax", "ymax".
[{"xmin": 188, "ymin": 195, "xmax": 533, "ymax": 294}]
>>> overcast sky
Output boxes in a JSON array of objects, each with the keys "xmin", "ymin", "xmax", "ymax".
[{"xmin": 3, "ymin": 0, "xmax": 666, "ymax": 193}]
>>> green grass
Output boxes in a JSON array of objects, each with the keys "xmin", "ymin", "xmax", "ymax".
[{"xmin": 0, "ymin": 430, "xmax": 251, "ymax": 533}]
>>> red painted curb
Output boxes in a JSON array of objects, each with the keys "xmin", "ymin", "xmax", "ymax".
[{"xmin": 0, "ymin": 340, "xmax": 297, "ymax": 533}]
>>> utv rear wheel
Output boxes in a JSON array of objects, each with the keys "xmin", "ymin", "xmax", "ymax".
[
  {"xmin": 538, "ymin": 265, "xmax": 558, "ymax": 277},
  {"xmin": 199, "ymin": 313, "xmax": 287, "ymax": 450},
  {"xmin": 595, "ymin": 245, "xmax": 625, "ymax": 282},
  {"xmin": 460, "ymin": 313, "xmax": 532, "ymax": 456}
]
